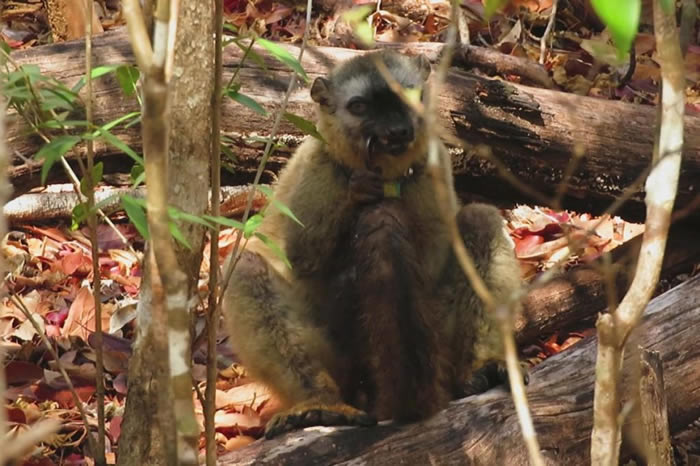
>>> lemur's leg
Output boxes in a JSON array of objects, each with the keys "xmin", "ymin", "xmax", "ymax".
[{"xmin": 223, "ymin": 251, "xmax": 375, "ymax": 438}]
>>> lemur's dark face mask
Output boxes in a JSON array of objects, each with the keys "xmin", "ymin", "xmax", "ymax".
[{"xmin": 357, "ymin": 91, "xmax": 415, "ymax": 161}]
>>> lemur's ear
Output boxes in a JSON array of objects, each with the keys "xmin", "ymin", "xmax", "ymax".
[
  {"xmin": 311, "ymin": 77, "xmax": 336, "ymax": 112},
  {"xmin": 414, "ymin": 54, "xmax": 432, "ymax": 81}
]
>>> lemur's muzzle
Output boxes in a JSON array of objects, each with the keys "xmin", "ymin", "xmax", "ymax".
[{"xmin": 366, "ymin": 124, "xmax": 414, "ymax": 159}]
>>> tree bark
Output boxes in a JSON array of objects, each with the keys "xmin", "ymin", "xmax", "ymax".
[
  {"xmin": 217, "ymin": 274, "xmax": 700, "ymax": 465},
  {"xmin": 117, "ymin": 1, "xmax": 214, "ymax": 464},
  {"xmin": 7, "ymin": 29, "xmax": 700, "ymax": 224}
]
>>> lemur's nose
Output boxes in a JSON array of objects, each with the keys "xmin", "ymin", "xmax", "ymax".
[{"xmin": 386, "ymin": 124, "xmax": 413, "ymax": 143}]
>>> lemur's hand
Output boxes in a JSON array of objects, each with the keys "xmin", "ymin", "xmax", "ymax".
[{"xmin": 349, "ymin": 169, "xmax": 384, "ymax": 204}]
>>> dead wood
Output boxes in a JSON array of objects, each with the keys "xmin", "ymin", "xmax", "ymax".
[
  {"xmin": 638, "ymin": 349, "xmax": 673, "ymax": 465},
  {"xmin": 2, "ymin": 185, "xmax": 266, "ymax": 224},
  {"xmin": 44, "ymin": 0, "xmax": 103, "ymax": 42},
  {"xmin": 7, "ymin": 28, "xmax": 700, "ymax": 223},
  {"xmin": 217, "ymin": 274, "xmax": 700, "ymax": 465}
]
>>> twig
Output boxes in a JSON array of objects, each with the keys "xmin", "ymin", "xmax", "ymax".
[
  {"xmin": 590, "ymin": 0, "xmax": 685, "ymax": 463},
  {"xmin": 122, "ymin": 0, "xmax": 153, "ymax": 71},
  {"xmin": 0, "ymin": 50, "xmax": 133, "ymax": 250},
  {"xmin": 427, "ymin": 2, "xmax": 544, "ymax": 465},
  {"xmin": 219, "ymin": 0, "xmax": 314, "ymax": 299},
  {"xmin": 0, "ymin": 75, "xmax": 10, "ymax": 462},
  {"xmin": 123, "ymin": 0, "xmax": 199, "ymax": 464},
  {"xmin": 83, "ymin": 3, "xmax": 106, "ymax": 464},
  {"xmin": 539, "ymin": 0, "xmax": 558, "ymax": 64},
  {"xmin": 204, "ymin": 0, "xmax": 224, "ymax": 463}
]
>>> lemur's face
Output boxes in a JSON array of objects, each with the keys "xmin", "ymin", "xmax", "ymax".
[{"xmin": 311, "ymin": 51, "xmax": 431, "ymax": 170}]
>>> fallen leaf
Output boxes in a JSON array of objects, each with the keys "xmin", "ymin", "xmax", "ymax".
[
  {"xmin": 215, "ymin": 383, "xmax": 271, "ymax": 411},
  {"xmin": 215, "ymin": 410, "xmax": 262, "ymax": 432},
  {"xmin": 63, "ymin": 287, "xmax": 96, "ymax": 340},
  {"xmin": 109, "ymin": 415, "xmax": 123, "ymax": 443},
  {"xmin": 5, "ymin": 361, "xmax": 44, "ymax": 385},
  {"xmin": 56, "ymin": 252, "xmax": 92, "ymax": 276},
  {"xmin": 13, "ymin": 314, "xmax": 44, "ymax": 341},
  {"xmin": 224, "ymin": 435, "xmax": 255, "ymax": 451}
]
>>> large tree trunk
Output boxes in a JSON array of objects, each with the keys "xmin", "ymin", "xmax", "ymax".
[
  {"xmin": 7, "ymin": 29, "xmax": 700, "ymax": 223},
  {"xmin": 217, "ymin": 274, "xmax": 700, "ymax": 465},
  {"xmin": 117, "ymin": 2, "xmax": 214, "ymax": 465}
]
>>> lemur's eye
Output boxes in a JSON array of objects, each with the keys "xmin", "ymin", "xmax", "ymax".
[{"xmin": 347, "ymin": 98, "xmax": 368, "ymax": 116}]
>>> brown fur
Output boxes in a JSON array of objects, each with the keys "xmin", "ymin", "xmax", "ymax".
[{"xmin": 222, "ymin": 51, "xmax": 522, "ymax": 438}]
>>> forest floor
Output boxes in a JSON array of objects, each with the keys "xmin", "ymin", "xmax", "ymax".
[{"xmin": 1, "ymin": 0, "xmax": 699, "ymax": 464}]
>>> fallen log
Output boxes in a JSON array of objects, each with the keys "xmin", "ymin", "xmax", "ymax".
[
  {"xmin": 6, "ymin": 177, "xmax": 698, "ymax": 347},
  {"xmin": 217, "ymin": 274, "xmax": 700, "ymax": 465},
  {"xmin": 2, "ymin": 185, "xmax": 267, "ymax": 224},
  {"xmin": 8, "ymin": 28, "xmax": 700, "ymax": 223}
]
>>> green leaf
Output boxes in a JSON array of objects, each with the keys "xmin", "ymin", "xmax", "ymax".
[
  {"xmin": 223, "ymin": 23, "xmax": 238, "ymax": 34},
  {"xmin": 341, "ymin": 6, "xmax": 375, "ymax": 47},
  {"xmin": 169, "ymin": 221, "xmax": 191, "ymax": 249},
  {"xmin": 342, "ymin": 5, "xmax": 373, "ymax": 23},
  {"xmin": 220, "ymin": 141, "xmax": 237, "ymax": 164},
  {"xmin": 131, "ymin": 164, "xmax": 145, "ymax": 187},
  {"xmin": 258, "ymin": 185, "xmax": 303, "ymax": 227},
  {"xmin": 484, "ymin": 0, "xmax": 509, "ymax": 20},
  {"xmin": 35, "ymin": 135, "xmax": 81, "ymax": 184},
  {"xmin": 115, "ymin": 65, "xmax": 140, "ymax": 96},
  {"xmin": 590, "ymin": 0, "xmax": 640, "ymax": 57},
  {"xmin": 243, "ymin": 214, "xmax": 264, "ymax": 238},
  {"xmin": 88, "ymin": 111, "xmax": 141, "ymax": 135},
  {"xmin": 255, "ymin": 232, "xmax": 291, "ymax": 269},
  {"xmin": 234, "ymin": 39, "xmax": 268, "ymax": 72},
  {"xmin": 80, "ymin": 162, "xmax": 104, "ymax": 196},
  {"xmin": 72, "ymin": 64, "xmax": 121, "ymax": 93},
  {"xmin": 95, "ymin": 127, "xmax": 144, "ymax": 164},
  {"xmin": 40, "ymin": 120, "xmax": 90, "ymax": 129},
  {"xmin": 0, "ymin": 39, "xmax": 10, "ymax": 59},
  {"xmin": 71, "ymin": 202, "xmax": 89, "ymax": 229},
  {"xmin": 124, "ymin": 113, "xmax": 142, "ymax": 129},
  {"xmin": 39, "ymin": 87, "xmax": 78, "ymax": 112},
  {"xmin": 283, "ymin": 112, "xmax": 325, "ymax": 142},
  {"xmin": 203, "ymin": 215, "xmax": 245, "ymax": 230},
  {"xmin": 256, "ymin": 38, "xmax": 308, "ymax": 82},
  {"xmin": 354, "ymin": 22, "xmax": 375, "ymax": 47},
  {"xmin": 225, "ymin": 89, "xmax": 267, "ymax": 116},
  {"xmin": 19, "ymin": 64, "xmax": 42, "ymax": 80},
  {"xmin": 121, "ymin": 195, "xmax": 150, "ymax": 239},
  {"xmin": 168, "ymin": 207, "xmax": 214, "ymax": 229},
  {"xmin": 580, "ymin": 38, "xmax": 629, "ymax": 67},
  {"xmin": 244, "ymin": 135, "xmax": 285, "ymax": 148}
]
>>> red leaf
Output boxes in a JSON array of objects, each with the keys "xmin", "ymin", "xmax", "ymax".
[
  {"xmin": 62, "ymin": 287, "xmax": 96, "ymax": 340},
  {"xmin": 5, "ymin": 361, "xmax": 44, "ymax": 385},
  {"xmin": 514, "ymin": 234, "xmax": 544, "ymax": 256},
  {"xmin": 45, "ymin": 308, "xmax": 69, "ymax": 326},
  {"xmin": 56, "ymin": 252, "xmax": 92, "ymax": 276},
  {"xmin": 7, "ymin": 406, "xmax": 27, "ymax": 424},
  {"xmin": 33, "ymin": 384, "xmax": 96, "ymax": 409},
  {"xmin": 113, "ymin": 373, "xmax": 128, "ymax": 395},
  {"xmin": 21, "ymin": 457, "xmax": 57, "ymax": 466},
  {"xmin": 109, "ymin": 415, "xmax": 123, "ymax": 443}
]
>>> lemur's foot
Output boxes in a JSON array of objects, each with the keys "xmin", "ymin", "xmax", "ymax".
[
  {"xmin": 461, "ymin": 361, "xmax": 529, "ymax": 397},
  {"xmin": 265, "ymin": 401, "xmax": 376, "ymax": 438}
]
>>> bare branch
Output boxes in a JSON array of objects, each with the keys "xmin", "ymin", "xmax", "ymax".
[
  {"xmin": 590, "ymin": 1, "xmax": 685, "ymax": 464},
  {"xmin": 204, "ymin": 0, "xmax": 224, "ymax": 463},
  {"xmin": 83, "ymin": 3, "xmax": 107, "ymax": 464}
]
